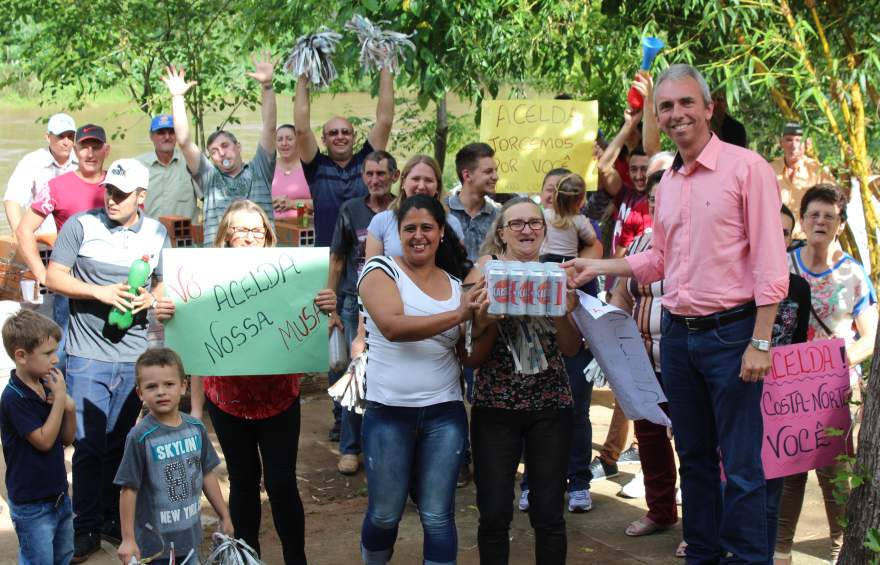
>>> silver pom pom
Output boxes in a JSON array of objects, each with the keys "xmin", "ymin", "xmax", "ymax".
[
  {"xmin": 345, "ymin": 14, "xmax": 415, "ymax": 75},
  {"xmin": 283, "ymin": 28, "xmax": 343, "ymax": 88}
]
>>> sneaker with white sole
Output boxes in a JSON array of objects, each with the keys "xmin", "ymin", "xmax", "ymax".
[
  {"xmin": 568, "ymin": 489, "xmax": 593, "ymax": 513},
  {"xmin": 618, "ymin": 472, "xmax": 646, "ymax": 499},
  {"xmin": 518, "ymin": 489, "xmax": 530, "ymax": 512},
  {"xmin": 618, "ymin": 445, "xmax": 641, "ymax": 465}
]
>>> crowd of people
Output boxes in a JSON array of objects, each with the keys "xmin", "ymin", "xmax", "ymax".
[{"xmin": 0, "ymin": 53, "xmax": 873, "ymax": 565}]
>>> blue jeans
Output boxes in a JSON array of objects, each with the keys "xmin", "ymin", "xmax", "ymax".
[
  {"xmin": 521, "ymin": 347, "xmax": 593, "ymax": 492},
  {"xmin": 764, "ymin": 478, "xmax": 784, "ymax": 565},
  {"xmin": 52, "ymin": 294, "xmax": 69, "ymax": 373},
  {"xmin": 66, "ymin": 355, "xmax": 142, "ymax": 533},
  {"xmin": 339, "ymin": 294, "xmax": 363, "ymax": 455},
  {"xmin": 661, "ymin": 310, "xmax": 767, "ymax": 564},
  {"xmin": 10, "ymin": 494, "xmax": 74, "ymax": 564},
  {"xmin": 361, "ymin": 400, "xmax": 467, "ymax": 565}
]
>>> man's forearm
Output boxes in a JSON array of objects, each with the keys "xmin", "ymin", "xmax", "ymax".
[
  {"xmin": 15, "ymin": 224, "xmax": 47, "ymax": 283},
  {"xmin": 260, "ymin": 82, "xmax": 277, "ymax": 151},
  {"xmin": 327, "ymin": 254, "xmax": 344, "ymax": 292},
  {"xmin": 46, "ymin": 268, "xmax": 98, "ymax": 300},
  {"xmin": 376, "ymin": 68, "xmax": 394, "ymax": 128},
  {"xmin": 171, "ymin": 94, "xmax": 192, "ymax": 147},
  {"xmin": 4, "ymin": 201, "xmax": 23, "ymax": 233},
  {"xmin": 294, "ymin": 75, "xmax": 310, "ymax": 130},
  {"xmin": 752, "ymin": 303, "xmax": 779, "ymax": 341}
]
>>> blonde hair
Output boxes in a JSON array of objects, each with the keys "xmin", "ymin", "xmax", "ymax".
[
  {"xmin": 391, "ymin": 155, "xmax": 445, "ymax": 211},
  {"xmin": 479, "ymin": 196, "xmax": 541, "ymax": 257},
  {"xmin": 550, "ymin": 173, "xmax": 586, "ymax": 230},
  {"xmin": 214, "ymin": 200, "xmax": 277, "ymax": 248}
]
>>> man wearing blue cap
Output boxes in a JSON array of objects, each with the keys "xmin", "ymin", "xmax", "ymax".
[{"xmin": 135, "ymin": 115, "xmax": 198, "ymax": 221}]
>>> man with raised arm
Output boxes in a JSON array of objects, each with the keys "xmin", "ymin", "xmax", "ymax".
[
  {"xmin": 294, "ymin": 68, "xmax": 394, "ymax": 247},
  {"xmin": 162, "ymin": 52, "xmax": 278, "ymax": 246},
  {"xmin": 565, "ymin": 64, "xmax": 788, "ymax": 564}
]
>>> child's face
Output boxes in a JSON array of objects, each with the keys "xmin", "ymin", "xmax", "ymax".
[
  {"xmin": 136, "ymin": 365, "xmax": 186, "ymax": 417},
  {"xmin": 16, "ymin": 337, "xmax": 59, "ymax": 380}
]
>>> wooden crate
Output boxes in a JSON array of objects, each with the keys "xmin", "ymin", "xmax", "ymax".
[{"xmin": 275, "ymin": 221, "xmax": 315, "ymax": 247}]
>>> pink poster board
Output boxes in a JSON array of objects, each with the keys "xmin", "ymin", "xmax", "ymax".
[{"xmin": 761, "ymin": 338, "xmax": 853, "ymax": 479}]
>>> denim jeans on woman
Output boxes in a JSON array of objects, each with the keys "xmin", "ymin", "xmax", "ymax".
[
  {"xmin": 361, "ymin": 400, "xmax": 467, "ymax": 565},
  {"xmin": 472, "ymin": 406, "xmax": 573, "ymax": 565},
  {"xmin": 660, "ymin": 310, "xmax": 767, "ymax": 564}
]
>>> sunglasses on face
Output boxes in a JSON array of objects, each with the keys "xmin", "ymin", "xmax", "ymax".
[{"xmin": 326, "ymin": 128, "xmax": 353, "ymax": 137}]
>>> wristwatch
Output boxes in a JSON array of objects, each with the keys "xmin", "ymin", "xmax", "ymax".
[
  {"xmin": 150, "ymin": 298, "xmax": 159, "ymax": 310},
  {"xmin": 750, "ymin": 338, "xmax": 771, "ymax": 352}
]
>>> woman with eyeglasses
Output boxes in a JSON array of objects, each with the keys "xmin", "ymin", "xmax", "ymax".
[
  {"xmin": 464, "ymin": 196, "xmax": 581, "ymax": 565},
  {"xmin": 773, "ymin": 184, "xmax": 878, "ymax": 565},
  {"xmin": 155, "ymin": 199, "xmax": 337, "ymax": 564}
]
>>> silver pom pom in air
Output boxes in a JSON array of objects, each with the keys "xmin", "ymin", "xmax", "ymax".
[
  {"xmin": 345, "ymin": 15, "xmax": 415, "ymax": 75},
  {"xmin": 283, "ymin": 29, "xmax": 343, "ymax": 88}
]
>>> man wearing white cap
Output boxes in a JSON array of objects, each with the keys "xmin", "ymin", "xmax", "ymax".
[
  {"xmin": 46, "ymin": 158, "xmax": 171, "ymax": 561},
  {"xmin": 4, "ymin": 112, "xmax": 78, "ymax": 234},
  {"xmin": 136, "ymin": 114, "xmax": 199, "ymax": 221}
]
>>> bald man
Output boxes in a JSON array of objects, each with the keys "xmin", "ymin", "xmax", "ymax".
[{"xmin": 294, "ymin": 68, "xmax": 394, "ymax": 247}]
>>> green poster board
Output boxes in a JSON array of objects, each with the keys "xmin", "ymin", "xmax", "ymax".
[{"xmin": 163, "ymin": 247, "xmax": 329, "ymax": 375}]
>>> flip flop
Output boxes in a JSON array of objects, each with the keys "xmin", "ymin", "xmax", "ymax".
[
  {"xmin": 675, "ymin": 540, "xmax": 687, "ymax": 558},
  {"xmin": 625, "ymin": 516, "xmax": 671, "ymax": 537}
]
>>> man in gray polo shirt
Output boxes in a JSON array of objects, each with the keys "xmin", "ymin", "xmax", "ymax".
[
  {"xmin": 136, "ymin": 114, "xmax": 199, "ymax": 221},
  {"xmin": 448, "ymin": 142, "xmax": 499, "ymax": 261},
  {"xmin": 162, "ymin": 53, "xmax": 277, "ymax": 245},
  {"xmin": 46, "ymin": 158, "xmax": 170, "ymax": 561}
]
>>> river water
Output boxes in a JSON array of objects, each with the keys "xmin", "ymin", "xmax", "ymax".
[{"xmin": 0, "ymin": 91, "xmax": 474, "ymax": 235}]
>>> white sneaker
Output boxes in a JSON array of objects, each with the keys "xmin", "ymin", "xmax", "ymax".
[
  {"xmin": 518, "ymin": 489, "xmax": 530, "ymax": 512},
  {"xmin": 568, "ymin": 489, "xmax": 593, "ymax": 513},
  {"xmin": 619, "ymin": 472, "xmax": 646, "ymax": 499}
]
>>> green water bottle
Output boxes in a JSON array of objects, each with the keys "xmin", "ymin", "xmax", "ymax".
[{"xmin": 108, "ymin": 255, "xmax": 152, "ymax": 330}]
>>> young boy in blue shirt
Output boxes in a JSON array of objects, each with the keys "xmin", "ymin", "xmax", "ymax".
[
  {"xmin": 115, "ymin": 347, "xmax": 232, "ymax": 564},
  {"xmin": 0, "ymin": 309, "xmax": 76, "ymax": 564}
]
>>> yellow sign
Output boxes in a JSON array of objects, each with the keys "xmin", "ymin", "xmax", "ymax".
[{"xmin": 479, "ymin": 99, "xmax": 599, "ymax": 193}]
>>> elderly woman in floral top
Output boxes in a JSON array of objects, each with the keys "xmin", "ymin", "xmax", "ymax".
[
  {"xmin": 774, "ymin": 184, "xmax": 878, "ymax": 565},
  {"xmin": 465, "ymin": 196, "xmax": 581, "ymax": 565},
  {"xmin": 157, "ymin": 200, "xmax": 336, "ymax": 565}
]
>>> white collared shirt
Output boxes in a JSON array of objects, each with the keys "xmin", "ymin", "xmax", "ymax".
[{"xmin": 5, "ymin": 147, "xmax": 78, "ymax": 234}]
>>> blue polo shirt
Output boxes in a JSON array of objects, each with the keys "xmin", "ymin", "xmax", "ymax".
[
  {"xmin": 0, "ymin": 371, "xmax": 68, "ymax": 503},
  {"xmin": 303, "ymin": 141, "xmax": 373, "ymax": 246}
]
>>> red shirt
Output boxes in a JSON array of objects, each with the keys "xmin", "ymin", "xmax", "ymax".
[
  {"xmin": 204, "ymin": 374, "xmax": 301, "ymax": 420},
  {"xmin": 32, "ymin": 171, "xmax": 105, "ymax": 231},
  {"xmin": 612, "ymin": 186, "xmax": 653, "ymax": 253},
  {"xmin": 626, "ymin": 134, "xmax": 788, "ymax": 316}
]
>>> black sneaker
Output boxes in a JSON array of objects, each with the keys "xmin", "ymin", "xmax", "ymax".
[
  {"xmin": 101, "ymin": 518, "xmax": 122, "ymax": 545},
  {"xmin": 588, "ymin": 456, "xmax": 619, "ymax": 480},
  {"xmin": 72, "ymin": 530, "xmax": 101, "ymax": 563},
  {"xmin": 618, "ymin": 445, "xmax": 641, "ymax": 465}
]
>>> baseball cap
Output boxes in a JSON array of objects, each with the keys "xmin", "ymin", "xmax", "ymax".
[
  {"xmin": 782, "ymin": 122, "xmax": 804, "ymax": 136},
  {"xmin": 47, "ymin": 113, "xmax": 76, "ymax": 135},
  {"xmin": 150, "ymin": 114, "xmax": 174, "ymax": 132},
  {"xmin": 76, "ymin": 124, "xmax": 107, "ymax": 144},
  {"xmin": 103, "ymin": 159, "xmax": 150, "ymax": 193}
]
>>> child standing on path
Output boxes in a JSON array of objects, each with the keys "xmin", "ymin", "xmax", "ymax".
[
  {"xmin": 0, "ymin": 310, "xmax": 76, "ymax": 565},
  {"xmin": 115, "ymin": 348, "xmax": 232, "ymax": 564}
]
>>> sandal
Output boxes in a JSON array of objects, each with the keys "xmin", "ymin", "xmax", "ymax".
[
  {"xmin": 773, "ymin": 553, "xmax": 792, "ymax": 565},
  {"xmin": 625, "ymin": 516, "xmax": 670, "ymax": 537},
  {"xmin": 675, "ymin": 540, "xmax": 687, "ymax": 558}
]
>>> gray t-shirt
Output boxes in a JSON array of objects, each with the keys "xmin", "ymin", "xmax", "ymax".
[
  {"xmin": 115, "ymin": 413, "xmax": 220, "ymax": 561},
  {"xmin": 193, "ymin": 144, "xmax": 276, "ymax": 246},
  {"xmin": 367, "ymin": 209, "xmax": 465, "ymax": 258},
  {"xmin": 330, "ymin": 196, "xmax": 378, "ymax": 298},
  {"xmin": 50, "ymin": 209, "xmax": 170, "ymax": 362}
]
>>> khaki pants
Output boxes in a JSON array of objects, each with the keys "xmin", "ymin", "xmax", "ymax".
[{"xmin": 599, "ymin": 399, "xmax": 636, "ymax": 464}]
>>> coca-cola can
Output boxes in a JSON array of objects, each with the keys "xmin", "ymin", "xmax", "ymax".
[
  {"xmin": 485, "ymin": 260, "xmax": 509, "ymax": 315},
  {"xmin": 507, "ymin": 263, "xmax": 528, "ymax": 316},
  {"xmin": 545, "ymin": 264, "xmax": 568, "ymax": 317},
  {"xmin": 526, "ymin": 262, "xmax": 547, "ymax": 316}
]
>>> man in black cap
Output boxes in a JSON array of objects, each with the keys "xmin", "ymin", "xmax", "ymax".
[{"xmin": 769, "ymin": 122, "xmax": 833, "ymax": 240}]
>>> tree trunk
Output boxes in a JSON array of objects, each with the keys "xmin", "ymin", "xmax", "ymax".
[
  {"xmin": 838, "ymin": 316, "xmax": 880, "ymax": 564},
  {"xmin": 434, "ymin": 93, "xmax": 449, "ymax": 172}
]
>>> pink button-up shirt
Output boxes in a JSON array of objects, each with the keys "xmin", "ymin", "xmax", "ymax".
[{"xmin": 625, "ymin": 134, "xmax": 789, "ymax": 316}]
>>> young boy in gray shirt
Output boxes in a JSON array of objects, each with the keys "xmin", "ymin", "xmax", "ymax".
[{"xmin": 115, "ymin": 348, "xmax": 232, "ymax": 563}]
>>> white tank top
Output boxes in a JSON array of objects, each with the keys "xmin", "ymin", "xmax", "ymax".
[{"xmin": 357, "ymin": 256, "xmax": 463, "ymax": 407}]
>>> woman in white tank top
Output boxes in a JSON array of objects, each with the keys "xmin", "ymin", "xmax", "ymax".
[{"xmin": 356, "ymin": 195, "xmax": 479, "ymax": 565}]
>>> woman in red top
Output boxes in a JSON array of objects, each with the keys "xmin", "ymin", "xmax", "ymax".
[{"xmin": 157, "ymin": 199, "xmax": 336, "ymax": 564}]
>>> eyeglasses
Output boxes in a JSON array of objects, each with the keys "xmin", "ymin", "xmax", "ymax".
[
  {"xmin": 503, "ymin": 219, "xmax": 546, "ymax": 232},
  {"xmin": 804, "ymin": 211, "xmax": 840, "ymax": 223},
  {"xmin": 230, "ymin": 226, "xmax": 267, "ymax": 239},
  {"xmin": 326, "ymin": 128, "xmax": 353, "ymax": 137}
]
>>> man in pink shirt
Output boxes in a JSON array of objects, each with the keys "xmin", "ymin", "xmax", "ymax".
[{"xmin": 566, "ymin": 64, "xmax": 788, "ymax": 564}]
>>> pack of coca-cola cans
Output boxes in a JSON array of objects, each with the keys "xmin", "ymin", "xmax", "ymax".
[{"xmin": 484, "ymin": 260, "xmax": 568, "ymax": 317}]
